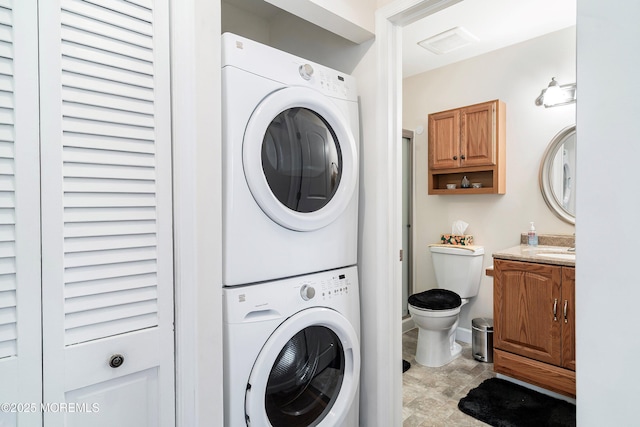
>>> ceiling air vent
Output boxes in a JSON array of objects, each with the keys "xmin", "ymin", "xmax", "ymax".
[{"xmin": 418, "ymin": 26, "xmax": 478, "ymax": 55}]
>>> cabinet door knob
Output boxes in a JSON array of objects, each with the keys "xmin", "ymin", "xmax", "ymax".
[
  {"xmin": 109, "ymin": 354, "xmax": 124, "ymax": 368},
  {"xmin": 553, "ymin": 298, "xmax": 558, "ymax": 321},
  {"xmin": 461, "ymin": 154, "xmax": 466, "ymax": 160},
  {"xmin": 453, "ymin": 155, "xmax": 458, "ymax": 160},
  {"xmin": 563, "ymin": 300, "xmax": 568, "ymax": 323}
]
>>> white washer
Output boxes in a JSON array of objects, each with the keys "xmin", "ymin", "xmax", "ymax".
[
  {"xmin": 222, "ymin": 33, "xmax": 360, "ymax": 286},
  {"xmin": 223, "ymin": 266, "xmax": 360, "ymax": 427}
]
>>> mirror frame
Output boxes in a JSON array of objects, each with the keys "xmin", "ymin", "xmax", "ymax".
[{"xmin": 539, "ymin": 125, "xmax": 576, "ymax": 225}]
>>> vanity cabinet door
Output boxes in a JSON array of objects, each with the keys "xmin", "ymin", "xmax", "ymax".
[
  {"xmin": 561, "ymin": 267, "xmax": 576, "ymax": 370},
  {"xmin": 428, "ymin": 109, "xmax": 460, "ymax": 170},
  {"xmin": 494, "ymin": 259, "xmax": 562, "ymax": 366}
]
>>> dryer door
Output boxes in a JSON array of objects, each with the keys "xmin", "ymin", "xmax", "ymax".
[
  {"xmin": 245, "ymin": 307, "xmax": 360, "ymax": 427},
  {"xmin": 243, "ymin": 86, "xmax": 357, "ymax": 231}
]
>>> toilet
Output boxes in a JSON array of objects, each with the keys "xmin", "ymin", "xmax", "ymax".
[{"xmin": 408, "ymin": 245, "xmax": 484, "ymax": 367}]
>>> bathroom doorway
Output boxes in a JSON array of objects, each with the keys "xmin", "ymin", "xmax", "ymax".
[{"xmin": 401, "ymin": 129, "xmax": 414, "ymax": 331}]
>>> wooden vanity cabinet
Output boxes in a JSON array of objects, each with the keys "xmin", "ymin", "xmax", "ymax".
[
  {"xmin": 561, "ymin": 267, "xmax": 576, "ymax": 371},
  {"xmin": 428, "ymin": 100, "xmax": 506, "ymax": 194},
  {"xmin": 493, "ymin": 259, "xmax": 576, "ymax": 397}
]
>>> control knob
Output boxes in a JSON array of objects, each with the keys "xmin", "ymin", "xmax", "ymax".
[
  {"xmin": 300, "ymin": 284, "xmax": 316, "ymax": 301},
  {"xmin": 299, "ymin": 64, "xmax": 314, "ymax": 81}
]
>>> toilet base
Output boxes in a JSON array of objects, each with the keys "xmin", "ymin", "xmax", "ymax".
[{"xmin": 414, "ymin": 323, "xmax": 462, "ymax": 367}]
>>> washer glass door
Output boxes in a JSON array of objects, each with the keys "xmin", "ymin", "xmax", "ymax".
[
  {"xmin": 244, "ymin": 87, "xmax": 357, "ymax": 232},
  {"xmin": 245, "ymin": 308, "xmax": 360, "ymax": 427}
]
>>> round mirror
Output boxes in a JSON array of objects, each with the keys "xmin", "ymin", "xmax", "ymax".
[{"xmin": 539, "ymin": 125, "xmax": 576, "ymax": 224}]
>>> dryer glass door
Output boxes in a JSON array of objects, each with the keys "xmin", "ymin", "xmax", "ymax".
[
  {"xmin": 245, "ymin": 308, "xmax": 360, "ymax": 427},
  {"xmin": 244, "ymin": 87, "xmax": 357, "ymax": 232},
  {"xmin": 262, "ymin": 107, "xmax": 341, "ymax": 213}
]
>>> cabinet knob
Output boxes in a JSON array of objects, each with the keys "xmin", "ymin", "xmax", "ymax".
[
  {"xmin": 453, "ymin": 155, "xmax": 458, "ymax": 160},
  {"xmin": 109, "ymin": 354, "xmax": 124, "ymax": 368},
  {"xmin": 553, "ymin": 298, "xmax": 558, "ymax": 321},
  {"xmin": 461, "ymin": 154, "xmax": 466, "ymax": 160}
]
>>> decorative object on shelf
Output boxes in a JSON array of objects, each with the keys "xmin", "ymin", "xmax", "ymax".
[
  {"xmin": 461, "ymin": 176, "xmax": 470, "ymax": 188},
  {"xmin": 535, "ymin": 77, "xmax": 576, "ymax": 108}
]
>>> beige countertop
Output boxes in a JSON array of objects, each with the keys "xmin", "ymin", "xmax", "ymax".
[{"xmin": 492, "ymin": 244, "xmax": 576, "ymax": 267}]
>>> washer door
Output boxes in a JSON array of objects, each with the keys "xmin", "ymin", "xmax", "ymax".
[
  {"xmin": 245, "ymin": 308, "xmax": 360, "ymax": 427},
  {"xmin": 243, "ymin": 86, "xmax": 357, "ymax": 231}
]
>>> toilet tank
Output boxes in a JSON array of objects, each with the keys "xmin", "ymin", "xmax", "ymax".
[{"xmin": 430, "ymin": 245, "xmax": 485, "ymax": 298}]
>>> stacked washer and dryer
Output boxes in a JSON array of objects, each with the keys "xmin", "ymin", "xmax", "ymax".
[{"xmin": 221, "ymin": 33, "xmax": 361, "ymax": 427}]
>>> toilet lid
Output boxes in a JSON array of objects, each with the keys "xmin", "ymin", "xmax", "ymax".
[{"xmin": 408, "ymin": 289, "xmax": 461, "ymax": 310}]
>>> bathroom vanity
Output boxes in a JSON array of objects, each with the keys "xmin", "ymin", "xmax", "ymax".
[{"xmin": 492, "ymin": 243, "xmax": 576, "ymax": 398}]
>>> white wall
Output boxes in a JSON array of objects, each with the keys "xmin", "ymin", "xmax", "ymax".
[
  {"xmin": 403, "ymin": 27, "xmax": 576, "ymax": 330},
  {"xmin": 221, "ymin": 1, "xmax": 270, "ymax": 43},
  {"xmin": 222, "ymin": 1, "xmax": 372, "ymax": 73},
  {"xmin": 264, "ymin": 0, "xmax": 374, "ymax": 43},
  {"xmin": 576, "ymin": 1, "xmax": 640, "ymax": 424},
  {"xmin": 350, "ymin": 44, "xmax": 386, "ymax": 426}
]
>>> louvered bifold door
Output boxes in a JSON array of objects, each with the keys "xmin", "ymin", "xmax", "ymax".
[
  {"xmin": 0, "ymin": 1, "xmax": 42, "ymax": 427},
  {"xmin": 39, "ymin": 1, "xmax": 174, "ymax": 426}
]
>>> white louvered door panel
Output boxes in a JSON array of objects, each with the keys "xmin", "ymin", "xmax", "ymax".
[
  {"xmin": 40, "ymin": 1, "xmax": 174, "ymax": 426},
  {"xmin": 0, "ymin": 1, "xmax": 42, "ymax": 426}
]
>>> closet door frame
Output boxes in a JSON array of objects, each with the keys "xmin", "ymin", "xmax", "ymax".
[{"xmin": 0, "ymin": 1, "xmax": 42, "ymax": 425}]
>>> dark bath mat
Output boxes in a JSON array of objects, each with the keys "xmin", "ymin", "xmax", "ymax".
[
  {"xmin": 402, "ymin": 359, "xmax": 410, "ymax": 373},
  {"xmin": 458, "ymin": 377, "xmax": 576, "ymax": 427}
]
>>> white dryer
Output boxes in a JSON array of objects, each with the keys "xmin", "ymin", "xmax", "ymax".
[
  {"xmin": 223, "ymin": 266, "xmax": 360, "ymax": 427},
  {"xmin": 222, "ymin": 33, "xmax": 360, "ymax": 286}
]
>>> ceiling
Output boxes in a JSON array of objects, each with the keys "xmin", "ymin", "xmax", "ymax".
[
  {"xmin": 403, "ymin": 0, "xmax": 576, "ymax": 77},
  {"xmin": 223, "ymin": 0, "xmax": 576, "ymax": 78}
]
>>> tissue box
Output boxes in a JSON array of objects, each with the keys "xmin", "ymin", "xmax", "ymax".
[{"xmin": 441, "ymin": 234, "xmax": 474, "ymax": 245}]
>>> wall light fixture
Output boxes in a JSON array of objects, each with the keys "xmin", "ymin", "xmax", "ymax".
[{"xmin": 535, "ymin": 77, "xmax": 576, "ymax": 108}]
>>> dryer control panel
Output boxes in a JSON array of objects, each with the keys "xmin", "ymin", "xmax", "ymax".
[{"xmin": 222, "ymin": 32, "xmax": 358, "ymax": 102}]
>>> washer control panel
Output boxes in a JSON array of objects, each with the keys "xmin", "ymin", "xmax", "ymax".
[{"xmin": 295, "ymin": 270, "xmax": 354, "ymax": 303}]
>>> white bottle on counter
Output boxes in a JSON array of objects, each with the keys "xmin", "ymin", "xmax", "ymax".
[{"xmin": 528, "ymin": 222, "xmax": 538, "ymax": 246}]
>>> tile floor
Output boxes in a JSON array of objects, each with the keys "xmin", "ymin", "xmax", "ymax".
[{"xmin": 402, "ymin": 328, "xmax": 495, "ymax": 426}]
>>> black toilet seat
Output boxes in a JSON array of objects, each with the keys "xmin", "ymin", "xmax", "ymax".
[{"xmin": 408, "ymin": 289, "xmax": 461, "ymax": 310}]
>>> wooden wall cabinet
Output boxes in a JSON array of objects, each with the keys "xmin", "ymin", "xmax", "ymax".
[
  {"xmin": 493, "ymin": 259, "xmax": 576, "ymax": 397},
  {"xmin": 428, "ymin": 99, "xmax": 506, "ymax": 194}
]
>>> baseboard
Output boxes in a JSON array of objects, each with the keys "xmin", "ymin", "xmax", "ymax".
[
  {"xmin": 402, "ymin": 317, "xmax": 415, "ymax": 333},
  {"xmin": 456, "ymin": 327, "xmax": 472, "ymax": 344},
  {"xmin": 402, "ymin": 323, "xmax": 472, "ymax": 343}
]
